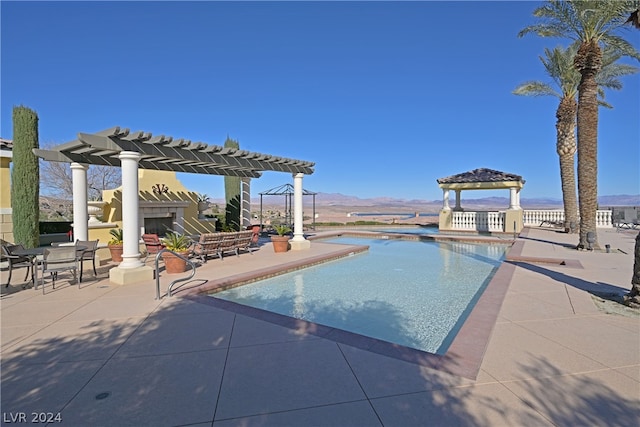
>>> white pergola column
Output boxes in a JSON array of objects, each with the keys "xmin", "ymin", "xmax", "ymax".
[
  {"xmin": 71, "ymin": 163, "xmax": 89, "ymax": 241},
  {"xmin": 454, "ymin": 189, "xmax": 462, "ymax": 211},
  {"xmin": 118, "ymin": 151, "xmax": 143, "ymax": 269},
  {"xmin": 442, "ymin": 189, "xmax": 450, "ymax": 210},
  {"xmin": 515, "ymin": 188, "xmax": 522, "ymax": 209},
  {"xmin": 290, "ymin": 172, "xmax": 310, "ymax": 250},
  {"xmin": 241, "ymin": 178, "xmax": 251, "ymax": 228}
]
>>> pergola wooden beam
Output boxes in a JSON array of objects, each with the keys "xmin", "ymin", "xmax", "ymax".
[{"xmin": 33, "ymin": 126, "xmax": 315, "ymax": 177}]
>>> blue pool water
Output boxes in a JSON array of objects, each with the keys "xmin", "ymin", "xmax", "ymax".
[{"xmin": 212, "ymin": 237, "xmax": 508, "ymax": 354}]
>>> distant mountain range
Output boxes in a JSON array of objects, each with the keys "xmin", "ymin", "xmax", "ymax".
[
  {"xmin": 253, "ymin": 192, "xmax": 640, "ymax": 208},
  {"xmin": 39, "ymin": 193, "xmax": 638, "ymax": 221}
]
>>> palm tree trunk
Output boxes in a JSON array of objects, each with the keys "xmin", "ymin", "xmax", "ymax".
[
  {"xmin": 575, "ymin": 40, "xmax": 602, "ymax": 249},
  {"xmin": 624, "ymin": 231, "xmax": 640, "ymax": 308},
  {"xmin": 556, "ymin": 96, "xmax": 578, "ymax": 233}
]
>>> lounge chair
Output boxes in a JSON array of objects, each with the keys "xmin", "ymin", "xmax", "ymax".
[
  {"xmin": 615, "ymin": 209, "xmax": 640, "ymax": 231},
  {"xmin": 1, "ymin": 244, "xmax": 34, "ymax": 287},
  {"xmin": 193, "ymin": 232, "xmax": 224, "ymax": 263},
  {"xmin": 217, "ymin": 233, "xmax": 239, "ymax": 259},
  {"xmin": 234, "ymin": 230, "xmax": 256, "ymax": 256},
  {"xmin": 142, "ymin": 233, "xmax": 166, "ymax": 262}
]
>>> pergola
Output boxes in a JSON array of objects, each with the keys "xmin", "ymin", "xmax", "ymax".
[
  {"xmin": 34, "ymin": 126, "xmax": 315, "ymax": 284},
  {"xmin": 259, "ymin": 183, "xmax": 317, "ymax": 230}
]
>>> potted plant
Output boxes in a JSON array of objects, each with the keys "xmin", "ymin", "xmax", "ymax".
[
  {"xmin": 271, "ymin": 224, "xmax": 291, "ymax": 253},
  {"xmin": 197, "ymin": 193, "xmax": 210, "ymax": 211},
  {"xmin": 161, "ymin": 232, "xmax": 192, "ymax": 273},
  {"xmin": 108, "ymin": 228, "xmax": 124, "ymax": 263},
  {"xmin": 196, "ymin": 194, "xmax": 211, "ymax": 219}
]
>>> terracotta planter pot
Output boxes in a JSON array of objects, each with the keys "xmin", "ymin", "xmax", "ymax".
[
  {"xmin": 271, "ymin": 235, "xmax": 290, "ymax": 253},
  {"xmin": 162, "ymin": 251, "xmax": 190, "ymax": 274},
  {"xmin": 108, "ymin": 244, "xmax": 123, "ymax": 263}
]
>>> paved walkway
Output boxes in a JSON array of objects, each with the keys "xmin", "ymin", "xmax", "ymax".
[{"xmin": 1, "ymin": 227, "xmax": 638, "ymax": 426}]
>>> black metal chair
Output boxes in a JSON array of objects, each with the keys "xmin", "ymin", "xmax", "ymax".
[
  {"xmin": 1, "ymin": 244, "xmax": 34, "ymax": 287},
  {"xmin": 75, "ymin": 240, "xmax": 99, "ymax": 281}
]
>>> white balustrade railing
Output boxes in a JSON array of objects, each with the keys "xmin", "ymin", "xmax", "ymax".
[
  {"xmin": 451, "ymin": 209, "xmax": 613, "ymax": 231},
  {"xmin": 522, "ymin": 209, "xmax": 612, "ymax": 228},
  {"xmin": 452, "ymin": 211, "xmax": 504, "ymax": 231}
]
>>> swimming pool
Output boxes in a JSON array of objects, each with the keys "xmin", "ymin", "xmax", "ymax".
[
  {"xmin": 373, "ymin": 227, "xmax": 439, "ymax": 235},
  {"xmin": 212, "ymin": 236, "xmax": 508, "ymax": 354}
]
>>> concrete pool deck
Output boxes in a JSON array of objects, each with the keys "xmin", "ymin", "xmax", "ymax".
[{"xmin": 1, "ymin": 227, "xmax": 638, "ymax": 426}]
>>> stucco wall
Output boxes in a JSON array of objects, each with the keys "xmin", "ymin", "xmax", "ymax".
[{"xmin": 101, "ymin": 169, "xmax": 218, "ymax": 237}]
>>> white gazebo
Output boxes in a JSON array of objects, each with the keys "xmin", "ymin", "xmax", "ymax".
[
  {"xmin": 34, "ymin": 126, "xmax": 315, "ymax": 285},
  {"xmin": 437, "ymin": 168, "xmax": 525, "ymax": 233}
]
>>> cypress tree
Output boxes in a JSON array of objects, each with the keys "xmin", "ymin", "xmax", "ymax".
[
  {"xmin": 11, "ymin": 106, "xmax": 40, "ymax": 248},
  {"xmin": 224, "ymin": 137, "xmax": 241, "ymax": 231}
]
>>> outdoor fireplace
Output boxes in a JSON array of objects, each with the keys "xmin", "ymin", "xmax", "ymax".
[{"xmin": 139, "ymin": 200, "xmax": 190, "ymax": 237}]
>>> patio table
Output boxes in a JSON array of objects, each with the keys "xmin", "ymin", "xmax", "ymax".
[{"xmin": 13, "ymin": 246, "xmax": 87, "ymax": 290}]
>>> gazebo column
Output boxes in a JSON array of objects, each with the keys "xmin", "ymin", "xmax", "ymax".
[
  {"xmin": 70, "ymin": 163, "xmax": 89, "ymax": 241},
  {"xmin": 109, "ymin": 151, "xmax": 153, "ymax": 284},
  {"xmin": 241, "ymin": 178, "xmax": 251, "ymax": 228},
  {"xmin": 290, "ymin": 173, "xmax": 310, "ymax": 250},
  {"xmin": 442, "ymin": 189, "xmax": 450, "ymax": 210},
  {"xmin": 505, "ymin": 186, "xmax": 524, "ymax": 234},
  {"xmin": 508, "ymin": 187, "xmax": 517, "ymax": 210},
  {"xmin": 453, "ymin": 190, "xmax": 463, "ymax": 211},
  {"xmin": 439, "ymin": 188, "xmax": 453, "ymax": 231}
]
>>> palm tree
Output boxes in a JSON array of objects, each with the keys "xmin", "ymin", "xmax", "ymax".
[
  {"xmin": 625, "ymin": 232, "xmax": 640, "ymax": 308},
  {"xmin": 514, "ymin": 44, "xmax": 638, "ymax": 234},
  {"xmin": 514, "ymin": 45, "xmax": 580, "ymax": 233},
  {"xmin": 519, "ymin": 0, "xmax": 640, "ymax": 249}
]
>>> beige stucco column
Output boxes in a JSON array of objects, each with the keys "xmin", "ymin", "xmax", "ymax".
[
  {"xmin": 110, "ymin": 151, "xmax": 153, "ymax": 284},
  {"xmin": 0, "ymin": 144, "xmax": 13, "ymax": 243},
  {"xmin": 290, "ymin": 172, "xmax": 310, "ymax": 250},
  {"xmin": 71, "ymin": 163, "xmax": 89, "ymax": 241}
]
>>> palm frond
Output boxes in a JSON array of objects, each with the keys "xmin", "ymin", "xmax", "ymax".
[
  {"xmin": 597, "ymin": 99, "xmax": 614, "ymax": 109},
  {"xmin": 513, "ymin": 81, "xmax": 560, "ymax": 98},
  {"xmin": 541, "ymin": 44, "xmax": 581, "ymax": 97},
  {"xmin": 595, "ymin": 46, "xmax": 639, "ymax": 91},
  {"xmin": 600, "ymin": 33, "xmax": 640, "ymax": 61},
  {"xmin": 520, "ymin": 0, "xmax": 640, "ymax": 50}
]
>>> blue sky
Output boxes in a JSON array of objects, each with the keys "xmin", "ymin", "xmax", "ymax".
[{"xmin": 2, "ymin": 1, "xmax": 639, "ymax": 201}]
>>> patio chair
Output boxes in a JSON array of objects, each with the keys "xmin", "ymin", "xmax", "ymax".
[
  {"xmin": 76, "ymin": 239, "xmax": 99, "ymax": 282},
  {"xmin": 1, "ymin": 244, "xmax": 34, "ymax": 287},
  {"xmin": 142, "ymin": 233, "xmax": 166, "ymax": 262},
  {"xmin": 249, "ymin": 225, "xmax": 261, "ymax": 246},
  {"xmin": 40, "ymin": 246, "xmax": 78, "ymax": 294}
]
